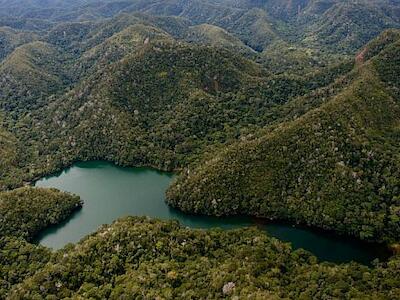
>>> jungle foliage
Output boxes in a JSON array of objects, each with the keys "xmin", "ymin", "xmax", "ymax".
[
  {"xmin": 0, "ymin": 187, "xmax": 81, "ymax": 298},
  {"xmin": 167, "ymin": 31, "xmax": 400, "ymax": 244},
  {"xmin": 0, "ymin": 187, "xmax": 81, "ymax": 241},
  {"xmin": 2, "ymin": 215, "xmax": 400, "ymax": 299},
  {"xmin": 0, "ymin": 0, "xmax": 399, "ymax": 299}
]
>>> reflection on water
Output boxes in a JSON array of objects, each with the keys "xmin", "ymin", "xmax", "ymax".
[{"xmin": 34, "ymin": 161, "xmax": 389, "ymax": 264}]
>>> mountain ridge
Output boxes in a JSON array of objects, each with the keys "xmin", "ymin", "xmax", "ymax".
[{"xmin": 166, "ymin": 30, "xmax": 400, "ymax": 243}]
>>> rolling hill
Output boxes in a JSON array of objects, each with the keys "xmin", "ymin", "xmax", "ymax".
[
  {"xmin": 0, "ymin": 41, "xmax": 71, "ymax": 113},
  {"xmin": 11, "ymin": 35, "xmax": 353, "ymax": 188},
  {"xmin": 166, "ymin": 30, "xmax": 400, "ymax": 244},
  {"xmin": 0, "ymin": 1, "xmax": 400, "ymax": 298},
  {"xmin": 2, "ymin": 0, "xmax": 399, "ymax": 55},
  {"xmin": 0, "ymin": 27, "xmax": 37, "ymax": 61}
]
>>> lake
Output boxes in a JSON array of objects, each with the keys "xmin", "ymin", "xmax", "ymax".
[{"xmin": 34, "ymin": 161, "xmax": 389, "ymax": 264}]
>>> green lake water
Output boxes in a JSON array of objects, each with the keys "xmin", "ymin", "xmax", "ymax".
[{"xmin": 34, "ymin": 161, "xmax": 388, "ymax": 264}]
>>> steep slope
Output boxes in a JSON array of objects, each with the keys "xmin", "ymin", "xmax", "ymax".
[
  {"xmin": 222, "ymin": 8, "xmax": 278, "ymax": 51},
  {"xmin": 44, "ymin": 13, "xmax": 188, "ymax": 56},
  {"xmin": 75, "ymin": 23, "xmax": 174, "ymax": 76},
  {"xmin": 11, "ymin": 34, "xmax": 353, "ymax": 187},
  {"xmin": 263, "ymin": 0, "xmax": 310, "ymax": 20},
  {"xmin": 112, "ymin": 0, "xmax": 280, "ymax": 51},
  {"xmin": 167, "ymin": 31, "xmax": 400, "ymax": 243},
  {"xmin": 22, "ymin": 41, "xmax": 268, "ymax": 172},
  {"xmin": 0, "ymin": 27, "xmax": 38, "ymax": 61},
  {"xmin": 0, "ymin": 236, "xmax": 51, "ymax": 299},
  {"xmin": 299, "ymin": 0, "xmax": 400, "ymax": 53},
  {"xmin": 0, "ymin": 187, "xmax": 81, "ymax": 241},
  {"xmin": 129, "ymin": 1, "xmax": 280, "ymax": 51},
  {"xmin": 1, "ymin": 0, "xmax": 399, "ymax": 54},
  {"xmin": 45, "ymin": 20, "xmax": 97, "ymax": 51},
  {"xmin": 223, "ymin": 0, "xmax": 311, "ymax": 20},
  {"xmin": 0, "ymin": 41, "xmax": 71, "ymax": 113},
  {"xmin": 0, "ymin": 120, "xmax": 25, "ymax": 190},
  {"xmin": 0, "ymin": 16, "xmax": 54, "ymax": 31},
  {"xmin": 0, "ymin": 2, "xmax": 399, "ymax": 298},
  {"xmin": 0, "ymin": 186, "xmax": 81, "ymax": 297},
  {"xmin": 259, "ymin": 39, "xmax": 351, "ymax": 74},
  {"xmin": 185, "ymin": 23, "xmax": 255, "ymax": 55}
]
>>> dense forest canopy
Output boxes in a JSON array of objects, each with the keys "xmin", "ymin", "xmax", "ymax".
[{"xmin": 0, "ymin": 0, "xmax": 399, "ymax": 298}]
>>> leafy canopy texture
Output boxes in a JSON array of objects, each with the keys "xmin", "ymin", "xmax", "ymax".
[
  {"xmin": 167, "ymin": 31, "xmax": 400, "ymax": 244},
  {"xmin": 0, "ymin": 0, "xmax": 399, "ymax": 298}
]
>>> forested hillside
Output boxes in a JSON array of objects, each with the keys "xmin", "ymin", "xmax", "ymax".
[
  {"xmin": 0, "ymin": 14, "xmax": 355, "ymax": 188},
  {"xmin": 167, "ymin": 30, "xmax": 400, "ymax": 244},
  {"xmin": 0, "ymin": 0, "xmax": 399, "ymax": 298}
]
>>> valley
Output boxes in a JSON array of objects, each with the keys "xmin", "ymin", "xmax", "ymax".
[{"xmin": 0, "ymin": 0, "xmax": 399, "ymax": 299}]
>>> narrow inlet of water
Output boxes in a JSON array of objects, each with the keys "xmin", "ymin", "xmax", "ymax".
[{"xmin": 34, "ymin": 161, "xmax": 389, "ymax": 264}]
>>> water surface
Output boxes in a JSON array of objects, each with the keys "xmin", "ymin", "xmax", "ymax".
[{"xmin": 35, "ymin": 161, "xmax": 388, "ymax": 264}]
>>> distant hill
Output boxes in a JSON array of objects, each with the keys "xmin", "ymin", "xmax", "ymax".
[
  {"xmin": 0, "ymin": 27, "xmax": 37, "ymax": 61},
  {"xmin": 0, "ymin": 1, "xmax": 400, "ymax": 299},
  {"xmin": 15, "ymin": 33, "xmax": 352, "ymax": 183},
  {"xmin": 2, "ymin": 0, "xmax": 399, "ymax": 54},
  {"xmin": 0, "ymin": 9, "xmax": 363, "ymax": 188},
  {"xmin": 185, "ymin": 23, "xmax": 255, "ymax": 54},
  {"xmin": 0, "ymin": 41, "xmax": 71, "ymax": 113},
  {"xmin": 300, "ymin": 1, "xmax": 400, "ymax": 52}
]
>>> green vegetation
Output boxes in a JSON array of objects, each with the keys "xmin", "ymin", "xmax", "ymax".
[
  {"xmin": 0, "ymin": 187, "xmax": 82, "ymax": 241},
  {"xmin": 2, "ymin": 217, "xmax": 400, "ymax": 299},
  {"xmin": 0, "ymin": 237, "xmax": 52, "ymax": 298},
  {"xmin": 0, "ymin": 41, "xmax": 72, "ymax": 114},
  {"xmin": 0, "ymin": 0, "xmax": 399, "ymax": 298},
  {"xmin": 0, "ymin": 27, "xmax": 37, "ymax": 62},
  {"xmin": 186, "ymin": 24, "xmax": 255, "ymax": 55},
  {"xmin": 0, "ymin": 31, "xmax": 352, "ymax": 189},
  {"xmin": 0, "ymin": 187, "xmax": 81, "ymax": 298},
  {"xmin": 299, "ymin": 1, "xmax": 400, "ymax": 53},
  {"xmin": 167, "ymin": 31, "xmax": 400, "ymax": 244},
  {"xmin": 0, "ymin": 122, "xmax": 25, "ymax": 190}
]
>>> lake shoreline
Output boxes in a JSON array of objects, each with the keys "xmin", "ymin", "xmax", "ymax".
[{"xmin": 33, "ymin": 160, "xmax": 392, "ymax": 264}]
